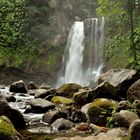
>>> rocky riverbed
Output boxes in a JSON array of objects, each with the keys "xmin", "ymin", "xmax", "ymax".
[{"xmin": 1, "ymin": 69, "xmax": 140, "ymax": 140}]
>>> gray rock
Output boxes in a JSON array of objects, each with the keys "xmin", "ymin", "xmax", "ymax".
[
  {"xmin": 28, "ymin": 82, "xmax": 38, "ymax": 90},
  {"xmin": 92, "ymin": 81, "xmax": 117, "ymax": 99},
  {"xmin": 66, "ymin": 107, "xmax": 87, "ymax": 123},
  {"xmin": 51, "ymin": 118, "xmax": 74, "ymax": 131},
  {"xmin": 98, "ymin": 69, "xmax": 137, "ymax": 98},
  {"xmin": 116, "ymin": 101, "xmax": 133, "ymax": 112},
  {"xmin": 28, "ymin": 98, "xmax": 55, "ymax": 113},
  {"xmin": 9, "ymin": 80, "xmax": 28, "ymax": 93},
  {"xmin": 0, "ymin": 94, "xmax": 26, "ymax": 129},
  {"xmin": 127, "ymin": 79, "xmax": 140, "ymax": 102},
  {"xmin": 73, "ymin": 88, "xmax": 93, "ymax": 106},
  {"xmin": 39, "ymin": 83, "xmax": 52, "ymax": 90},
  {"xmin": 128, "ymin": 119, "xmax": 140, "ymax": 140},
  {"xmin": 42, "ymin": 110, "xmax": 67, "ymax": 124},
  {"xmin": 113, "ymin": 110, "xmax": 139, "ymax": 128},
  {"xmin": 34, "ymin": 89, "xmax": 54, "ymax": 99}
]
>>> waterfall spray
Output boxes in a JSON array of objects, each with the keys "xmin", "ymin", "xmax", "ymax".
[{"xmin": 56, "ymin": 17, "xmax": 105, "ymax": 87}]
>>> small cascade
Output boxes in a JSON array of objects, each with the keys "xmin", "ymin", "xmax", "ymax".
[{"xmin": 56, "ymin": 17, "xmax": 105, "ymax": 87}]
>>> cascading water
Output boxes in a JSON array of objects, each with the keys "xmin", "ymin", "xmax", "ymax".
[
  {"xmin": 56, "ymin": 17, "xmax": 105, "ymax": 87},
  {"xmin": 84, "ymin": 17, "xmax": 105, "ymax": 85},
  {"xmin": 56, "ymin": 21, "xmax": 85, "ymax": 86}
]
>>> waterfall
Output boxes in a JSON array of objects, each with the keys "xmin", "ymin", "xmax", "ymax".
[
  {"xmin": 56, "ymin": 17, "xmax": 105, "ymax": 87},
  {"xmin": 84, "ymin": 17, "xmax": 105, "ymax": 85}
]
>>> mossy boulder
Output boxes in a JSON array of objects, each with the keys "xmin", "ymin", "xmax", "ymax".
[
  {"xmin": 51, "ymin": 96, "xmax": 74, "ymax": 105},
  {"xmin": 0, "ymin": 94, "xmax": 26, "ymax": 129},
  {"xmin": 56, "ymin": 83, "xmax": 82, "ymax": 98},
  {"xmin": 0, "ymin": 116, "xmax": 23, "ymax": 140},
  {"xmin": 88, "ymin": 98, "xmax": 117, "ymax": 126}
]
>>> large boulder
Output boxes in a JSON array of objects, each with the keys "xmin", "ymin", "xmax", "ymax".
[
  {"xmin": 127, "ymin": 79, "xmax": 140, "ymax": 102},
  {"xmin": 56, "ymin": 83, "xmax": 82, "ymax": 98},
  {"xmin": 0, "ymin": 94, "xmax": 26, "ymax": 129},
  {"xmin": 87, "ymin": 98, "xmax": 117, "ymax": 126},
  {"xmin": 9, "ymin": 80, "xmax": 28, "ymax": 93},
  {"xmin": 128, "ymin": 119, "xmax": 140, "ymax": 140},
  {"xmin": 113, "ymin": 110, "xmax": 139, "ymax": 128},
  {"xmin": 28, "ymin": 98, "xmax": 55, "ymax": 113},
  {"xmin": 98, "ymin": 69, "xmax": 138, "ymax": 98},
  {"xmin": 73, "ymin": 88, "xmax": 93, "ymax": 106},
  {"xmin": 0, "ymin": 116, "xmax": 23, "ymax": 140},
  {"xmin": 92, "ymin": 81, "xmax": 117, "ymax": 100}
]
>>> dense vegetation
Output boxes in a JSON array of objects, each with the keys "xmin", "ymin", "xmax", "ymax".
[
  {"xmin": 97, "ymin": 0, "xmax": 140, "ymax": 69},
  {"xmin": 0, "ymin": 0, "xmax": 140, "ymax": 81},
  {"xmin": 0, "ymin": 0, "xmax": 39, "ymax": 69}
]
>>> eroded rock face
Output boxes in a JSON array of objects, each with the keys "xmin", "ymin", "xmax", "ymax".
[
  {"xmin": 113, "ymin": 110, "xmax": 139, "ymax": 128},
  {"xmin": 9, "ymin": 80, "xmax": 28, "ymax": 93},
  {"xmin": 28, "ymin": 98, "xmax": 55, "ymax": 113},
  {"xmin": 98, "ymin": 69, "xmax": 138, "ymax": 98},
  {"xmin": 127, "ymin": 79, "xmax": 140, "ymax": 102},
  {"xmin": 128, "ymin": 119, "xmax": 140, "ymax": 140}
]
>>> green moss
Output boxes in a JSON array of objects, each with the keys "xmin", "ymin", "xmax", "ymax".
[
  {"xmin": 57, "ymin": 83, "xmax": 82, "ymax": 98},
  {"xmin": 90, "ymin": 98, "xmax": 117, "ymax": 110},
  {"xmin": 0, "ymin": 116, "xmax": 18, "ymax": 137},
  {"xmin": 51, "ymin": 96, "xmax": 74, "ymax": 105}
]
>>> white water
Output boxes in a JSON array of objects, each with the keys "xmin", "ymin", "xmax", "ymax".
[{"xmin": 56, "ymin": 17, "xmax": 105, "ymax": 87}]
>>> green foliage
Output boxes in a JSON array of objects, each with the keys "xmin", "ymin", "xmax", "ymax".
[
  {"xmin": 0, "ymin": 0, "xmax": 27, "ymax": 48},
  {"xmin": 0, "ymin": 0, "xmax": 41, "ymax": 68},
  {"xmin": 97, "ymin": 0, "xmax": 140, "ymax": 69}
]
